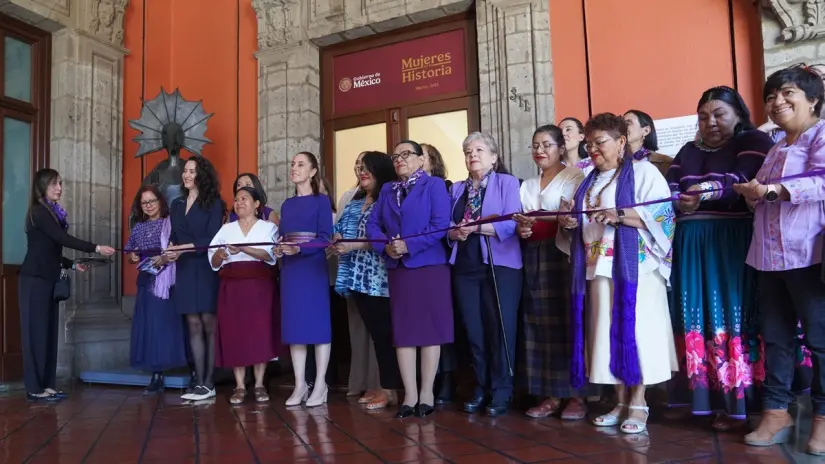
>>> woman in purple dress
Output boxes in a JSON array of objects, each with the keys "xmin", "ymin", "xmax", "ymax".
[
  {"xmin": 275, "ymin": 152, "xmax": 333, "ymax": 407},
  {"xmin": 229, "ymin": 173, "xmax": 278, "ymax": 224},
  {"xmin": 125, "ymin": 185, "xmax": 187, "ymax": 395},
  {"xmin": 165, "ymin": 156, "xmax": 225, "ymax": 402},
  {"xmin": 367, "ymin": 140, "xmax": 454, "ymax": 418}
]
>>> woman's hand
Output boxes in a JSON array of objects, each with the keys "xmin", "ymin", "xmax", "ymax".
[
  {"xmin": 558, "ymin": 198, "xmax": 578, "ymax": 230},
  {"xmin": 390, "ymin": 239, "xmax": 408, "ymax": 256},
  {"xmin": 677, "ymin": 186, "xmax": 701, "ymax": 213},
  {"xmin": 517, "ymin": 223, "xmax": 533, "ymax": 239},
  {"xmin": 215, "ymin": 248, "xmax": 230, "ymax": 262},
  {"xmin": 272, "ymin": 245, "xmax": 284, "ymax": 258},
  {"xmin": 281, "ymin": 244, "xmax": 300, "ymax": 256},
  {"xmin": 150, "ymin": 255, "xmax": 166, "ymax": 268},
  {"xmin": 733, "ymin": 179, "xmax": 767, "ymax": 205},
  {"xmin": 163, "ymin": 250, "xmax": 180, "ymax": 262},
  {"xmin": 74, "ymin": 263, "xmax": 87, "ymax": 272},
  {"xmin": 128, "ymin": 252, "xmax": 140, "ymax": 264},
  {"xmin": 97, "ymin": 245, "xmax": 116, "ymax": 256},
  {"xmin": 333, "ymin": 241, "xmax": 354, "ymax": 255},
  {"xmin": 589, "ymin": 209, "xmax": 619, "ymax": 227},
  {"xmin": 227, "ymin": 245, "xmax": 241, "ymax": 255}
]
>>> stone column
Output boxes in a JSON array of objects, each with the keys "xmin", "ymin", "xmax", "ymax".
[
  {"xmin": 255, "ymin": 42, "xmax": 322, "ymax": 207},
  {"xmin": 51, "ymin": 0, "xmax": 129, "ymax": 377},
  {"xmin": 477, "ymin": 0, "xmax": 553, "ymax": 179}
]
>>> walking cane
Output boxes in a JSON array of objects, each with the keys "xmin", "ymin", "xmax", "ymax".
[{"xmin": 483, "ymin": 235, "xmax": 514, "ymax": 377}]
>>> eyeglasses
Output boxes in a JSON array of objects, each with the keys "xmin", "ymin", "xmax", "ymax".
[
  {"xmin": 140, "ymin": 199, "xmax": 159, "ymax": 207},
  {"xmin": 584, "ymin": 138, "xmax": 613, "ymax": 153},
  {"xmin": 529, "ymin": 142, "xmax": 558, "ymax": 152},
  {"xmin": 391, "ymin": 150, "xmax": 420, "ymax": 161},
  {"xmin": 355, "ymin": 165, "xmax": 370, "ymax": 174}
]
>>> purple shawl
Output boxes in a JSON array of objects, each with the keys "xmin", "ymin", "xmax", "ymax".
[
  {"xmin": 570, "ymin": 158, "xmax": 641, "ymax": 387},
  {"xmin": 151, "ymin": 217, "xmax": 175, "ymax": 300}
]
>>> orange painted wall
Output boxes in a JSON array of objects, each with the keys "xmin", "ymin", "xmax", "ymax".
[
  {"xmin": 122, "ymin": 0, "xmax": 258, "ymax": 296},
  {"xmin": 550, "ymin": 0, "xmax": 766, "ymax": 124}
]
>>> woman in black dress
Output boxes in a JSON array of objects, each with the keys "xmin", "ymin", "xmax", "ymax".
[{"xmin": 19, "ymin": 168, "xmax": 115, "ymax": 400}]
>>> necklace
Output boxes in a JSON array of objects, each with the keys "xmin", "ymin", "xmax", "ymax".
[{"xmin": 584, "ymin": 167, "xmax": 622, "ymax": 210}]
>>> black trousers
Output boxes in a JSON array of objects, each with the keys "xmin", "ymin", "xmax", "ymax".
[
  {"xmin": 453, "ymin": 266, "xmax": 522, "ymax": 404},
  {"xmin": 19, "ymin": 276, "xmax": 60, "ymax": 394},
  {"xmin": 760, "ymin": 264, "xmax": 825, "ymax": 415},
  {"xmin": 352, "ymin": 292, "xmax": 401, "ymax": 390}
]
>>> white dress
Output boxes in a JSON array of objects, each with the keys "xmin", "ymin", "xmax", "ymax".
[
  {"xmin": 559, "ymin": 161, "xmax": 678, "ymax": 385},
  {"xmin": 208, "ymin": 220, "xmax": 278, "ymax": 270},
  {"xmin": 519, "ymin": 166, "xmax": 584, "ymax": 212}
]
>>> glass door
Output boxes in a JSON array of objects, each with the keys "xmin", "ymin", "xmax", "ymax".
[{"xmin": 324, "ymin": 111, "xmax": 390, "ymax": 205}]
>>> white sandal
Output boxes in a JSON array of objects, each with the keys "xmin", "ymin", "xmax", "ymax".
[
  {"xmin": 620, "ymin": 405, "xmax": 649, "ymax": 434},
  {"xmin": 592, "ymin": 403, "xmax": 625, "ymax": 427}
]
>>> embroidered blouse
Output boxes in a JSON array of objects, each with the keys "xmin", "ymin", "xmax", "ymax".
[
  {"xmin": 333, "ymin": 198, "xmax": 389, "ymax": 297},
  {"xmin": 747, "ymin": 120, "xmax": 825, "ymax": 272}
]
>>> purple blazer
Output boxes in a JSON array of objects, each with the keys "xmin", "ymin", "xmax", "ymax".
[
  {"xmin": 447, "ymin": 171, "xmax": 523, "ymax": 270},
  {"xmin": 366, "ymin": 172, "xmax": 451, "ymax": 269}
]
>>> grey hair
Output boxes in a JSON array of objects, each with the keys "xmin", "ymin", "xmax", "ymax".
[{"xmin": 462, "ymin": 131, "xmax": 499, "ymax": 156}]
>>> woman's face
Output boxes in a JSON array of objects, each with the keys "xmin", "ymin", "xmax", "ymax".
[
  {"xmin": 235, "ymin": 175, "xmax": 254, "ymax": 191},
  {"xmin": 531, "ymin": 131, "xmax": 562, "ymax": 170},
  {"xmin": 182, "ymin": 160, "xmax": 197, "ymax": 189},
  {"xmin": 585, "ymin": 130, "xmax": 625, "ymax": 171},
  {"xmin": 140, "ymin": 190, "xmax": 160, "ymax": 218},
  {"xmin": 392, "ymin": 143, "xmax": 424, "ymax": 178},
  {"xmin": 623, "ymin": 113, "xmax": 650, "ymax": 148},
  {"xmin": 560, "ymin": 120, "xmax": 585, "ymax": 152},
  {"xmin": 766, "ymin": 83, "xmax": 818, "ymax": 129},
  {"xmin": 290, "ymin": 153, "xmax": 316, "ymax": 184},
  {"xmin": 698, "ymin": 99, "xmax": 739, "ymax": 148},
  {"xmin": 464, "ymin": 139, "xmax": 497, "ymax": 176},
  {"xmin": 353, "ymin": 152, "xmax": 365, "ymax": 182},
  {"xmin": 46, "ymin": 176, "xmax": 62, "ymax": 202},
  {"xmin": 358, "ymin": 163, "xmax": 376, "ymax": 193},
  {"xmin": 233, "ymin": 190, "xmax": 260, "ymax": 219}
]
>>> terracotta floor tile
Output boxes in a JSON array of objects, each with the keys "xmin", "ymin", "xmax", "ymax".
[
  {"xmin": 318, "ymin": 451, "xmax": 385, "ymax": 463},
  {"xmin": 426, "ymin": 439, "xmax": 491, "ymax": 456},
  {"xmin": 501, "ymin": 445, "xmax": 571, "ymax": 462},
  {"xmin": 310, "ymin": 440, "xmax": 366, "ymax": 455},
  {"xmin": 377, "ymin": 445, "xmax": 441, "ymax": 463},
  {"xmin": 450, "ymin": 452, "xmax": 522, "ymax": 464}
]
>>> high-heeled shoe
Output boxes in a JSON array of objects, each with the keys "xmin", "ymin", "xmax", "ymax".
[
  {"xmin": 306, "ymin": 384, "xmax": 328, "ymax": 408},
  {"xmin": 285, "ymin": 383, "xmax": 309, "ymax": 406}
]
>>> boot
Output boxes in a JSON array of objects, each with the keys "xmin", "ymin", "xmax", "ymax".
[
  {"xmin": 143, "ymin": 372, "xmax": 164, "ymax": 396},
  {"xmin": 744, "ymin": 409, "xmax": 794, "ymax": 446},
  {"xmin": 807, "ymin": 415, "xmax": 825, "ymax": 456}
]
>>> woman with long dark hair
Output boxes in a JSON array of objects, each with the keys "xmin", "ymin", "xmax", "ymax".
[
  {"xmin": 623, "ymin": 109, "xmax": 672, "ymax": 175},
  {"xmin": 164, "ymin": 156, "xmax": 226, "ymax": 401},
  {"xmin": 125, "ymin": 184, "xmax": 187, "ymax": 395},
  {"xmin": 20, "ymin": 168, "xmax": 115, "ymax": 400},
  {"xmin": 275, "ymin": 151, "xmax": 334, "ymax": 407}
]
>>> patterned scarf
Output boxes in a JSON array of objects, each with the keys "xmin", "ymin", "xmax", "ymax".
[
  {"xmin": 151, "ymin": 217, "xmax": 176, "ymax": 300},
  {"xmin": 46, "ymin": 200, "xmax": 69, "ymax": 230},
  {"xmin": 463, "ymin": 170, "xmax": 492, "ymax": 222},
  {"xmin": 631, "ymin": 147, "xmax": 650, "ymax": 161},
  {"xmin": 570, "ymin": 158, "xmax": 641, "ymax": 387},
  {"xmin": 392, "ymin": 168, "xmax": 424, "ymax": 207}
]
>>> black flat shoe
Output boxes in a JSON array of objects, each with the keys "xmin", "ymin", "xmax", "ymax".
[
  {"xmin": 49, "ymin": 390, "xmax": 68, "ymax": 399},
  {"xmin": 463, "ymin": 396, "xmax": 486, "ymax": 413},
  {"xmin": 415, "ymin": 403, "xmax": 434, "ymax": 418},
  {"xmin": 396, "ymin": 405, "xmax": 416, "ymax": 418},
  {"xmin": 27, "ymin": 392, "xmax": 59, "ymax": 402},
  {"xmin": 143, "ymin": 373, "xmax": 164, "ymax": 396},
  {"xmin": 486, "ymin": 402, "xmax": 509, "ymax": 417}
]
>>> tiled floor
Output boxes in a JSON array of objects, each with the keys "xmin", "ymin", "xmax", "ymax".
[{"xmin": 0, "ymin": 385, "xmax": 812, "ymax": 463}]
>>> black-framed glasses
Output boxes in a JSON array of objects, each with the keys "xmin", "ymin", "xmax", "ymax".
[
  {"xmin": 141, "ymin": 199, "xmax": 159, "ymax": 207},
  {"xmin": 355, "ymin": 165, "xmax": 370, "ymax": 174},
  {"xmin": 529, "ymin": 142, "xmax": 558, "ymax": 152},
  {"xmin": 391, "ymin": 150, "xmax": 420, "ymax": 161}
]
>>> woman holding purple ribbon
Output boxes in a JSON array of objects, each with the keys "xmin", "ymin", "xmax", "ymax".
[
  {"xmin": 125, "ymin": 185, "xmax": 187, "ymax": 395},
  {"xmin": 664, "ymin": 86, "xmax": 773, "ymax": 430},
  {"xmin": 735, "ymin": 66, "xmax": 825, "ymax": 453},
  {"xmin": 367, "ymin": 140, "xmax": 453, "ymax": 418},
  {"xmin": 275, "ymin": 151, "xmax": 333, "ymax": 408},
  {"xmin": 20, "ymin": 169, "xmax": 116, "ymax": 401},
  {"xmin": 623, "ymin": 110, "xmax": 671, "ymax": 175},
  {"xmin": 557, "ymin": 113, "xmax": 676, "ymax": 434},
  {"xmin": 447, "ymin": 132, "xmax": 522, "ymax": 417}
]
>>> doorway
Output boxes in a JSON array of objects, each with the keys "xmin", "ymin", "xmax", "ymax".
[{"xmin": 319, "ymin": 13, "xmax": 479, "ymax": 386}]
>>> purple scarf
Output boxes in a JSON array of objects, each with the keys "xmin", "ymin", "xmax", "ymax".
[
  {"xmin": 631, "ymin": 147, "xmax": 650, "ymax": 161},
  {"xmin": 570, "ymin": 158, "xmax": 641, "ymax": 387},
  {"xmin": 151, "ymin": 217, "xmax": 175, "ymax": 300},
  {"xmin": 46, "ymin": 200, "xmax": 68, "ymax": 230},
  {"xmin": 392, "ymin": 168, "xmax": 424, "ymax": 206}
]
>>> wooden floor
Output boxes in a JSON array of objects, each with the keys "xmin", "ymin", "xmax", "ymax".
[{"xmin": 0, "ymin": 384, "xmax": 809, "ymax": 463}]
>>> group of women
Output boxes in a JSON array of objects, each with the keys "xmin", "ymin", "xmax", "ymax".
[{"xmin": 17, "ymin": 63, "xmax": 825, "ymax": 455}]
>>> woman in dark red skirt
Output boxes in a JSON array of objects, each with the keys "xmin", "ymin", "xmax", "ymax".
[{"xmin": 209, "ymin": 187, "xmax": 280, "ymax": 405}]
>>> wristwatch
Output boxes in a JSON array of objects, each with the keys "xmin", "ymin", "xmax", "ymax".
[
  {"xmin": 616, "ymin": 209, "xmax": 626, "ymax": 224},
  {"xmin": 765, "ymin": 185, "xmax": 779, "ymax": 203}
]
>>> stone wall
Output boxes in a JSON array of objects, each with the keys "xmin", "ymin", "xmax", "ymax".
[
  {"xmin": 761, "ymin": 1, "xmax": 825, "ymax": 75},
  {"xmin": 5, "ymin": 0, "xmax": 128, "ymax": 378},
  {"xmin": 252, "ymin": 0, "xmax": 552, "ymax": 205}
]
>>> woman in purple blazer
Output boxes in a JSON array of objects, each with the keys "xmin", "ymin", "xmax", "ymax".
[
  {"xmin": 367, "ymin": 139, "xmax": 454, "ymax": 418},
  {"xmin": 447, "ymin": 132, "xmax": 523, "ymax": 417}
]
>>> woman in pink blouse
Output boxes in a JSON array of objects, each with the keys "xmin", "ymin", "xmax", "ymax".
[{"xmin": 735, "ymin": 65, "xmax": 825, "ymax": 455}]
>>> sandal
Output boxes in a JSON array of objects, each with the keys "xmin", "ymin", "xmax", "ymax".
[
  {"xmin": 593, "ymin": 403, "xmax": 626, "ymax": 427},
  {"xmin": 561, "ymin": 398, "xmax": 588, "ymax": 421},
  {"xmin": 620, "ymin": 405, "xmax": 649, "ymax": 434},
  {"xmin": 358, "ymin": 390, "xmax": 378, "ymax": 404},
  {"xmin": 254, "ymin": 387, "xmax": 270, "ymax": 403},
  {"xmin": 229, "ymin": 388, "xmax": 246, "ymax": 405},
  {"xmin": 366, "ymin": 390, "xmax": 397, "ymax": 410},
  {"xmin": 526, "ymin": 398, "xmax": 561, "ymax": 419}
]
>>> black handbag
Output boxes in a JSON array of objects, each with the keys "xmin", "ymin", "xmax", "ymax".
[{"xmin": 54, "ymin": 270, "xmax": 71, "ymax": 302}]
